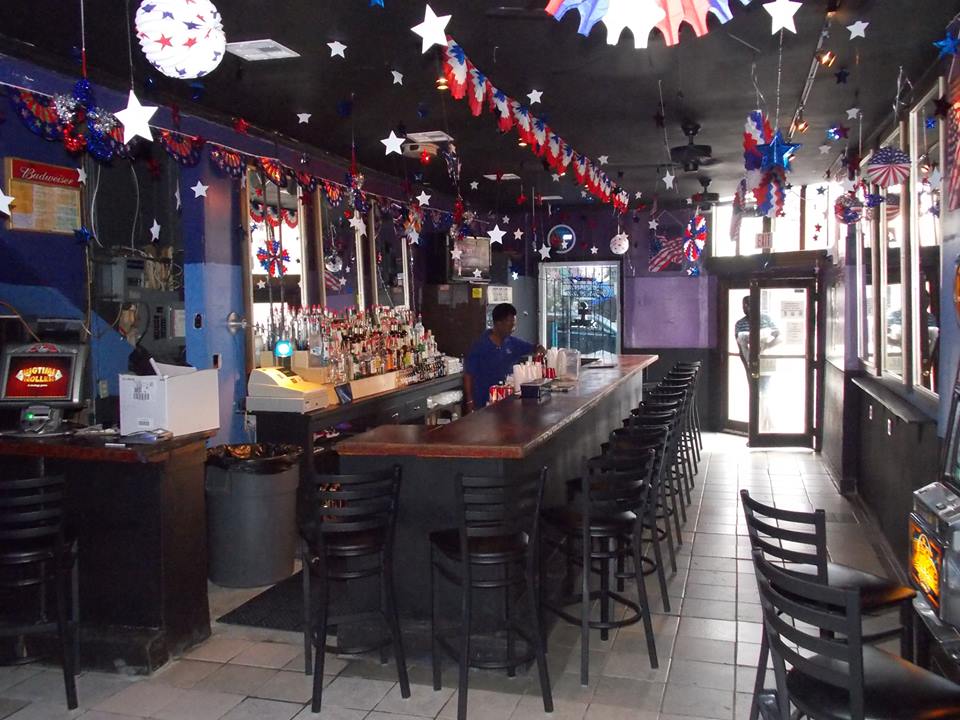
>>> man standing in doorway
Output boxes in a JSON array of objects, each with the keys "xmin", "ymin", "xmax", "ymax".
[
  {"xmin": 463, "ymin": 303, "xmax": 545, "ymax": 413},
  {"xmin": 735, "ymin": 295, "xmax": 781, "ymax": 432}
]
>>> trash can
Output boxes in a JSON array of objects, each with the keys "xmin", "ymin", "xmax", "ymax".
[{"xmin": 205, "ymin": 443, "xmax": 303, "ymax": 587}]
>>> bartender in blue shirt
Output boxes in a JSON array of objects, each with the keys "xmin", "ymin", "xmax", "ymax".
[{"xmin": 463, "ymin": 303, "xmax": 545, "ymax": 412}]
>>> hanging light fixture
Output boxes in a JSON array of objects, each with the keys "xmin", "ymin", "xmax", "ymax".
[
  {"xmin": 435, "ymin": 74, "xmax": 449, "ymax": 91},
  {"xmin": 793, "ymin": 112, "xmax": 810, "ymax": 134},
  {"xmin": 816, "ymin": 50, "xmax": 837, "ymax": 68},
  {"xmin": 135, "ymin": 0, "xmax": 226, "ymax": 80}
]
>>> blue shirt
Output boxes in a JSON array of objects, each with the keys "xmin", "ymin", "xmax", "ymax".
[{"xmin": 464, "ymin": 330, "xmax": 535, "ymax": 408}]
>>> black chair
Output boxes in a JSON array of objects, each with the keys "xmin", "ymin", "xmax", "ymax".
[
  {"xmin": 299, "ymin": 467, "xmax": 410, "ymax": 713},
  {"xmin": 429, "ymin": 468, "xmax": 552, "ymax": 720},
  {"xmin": 543, "ymin": 452, "xmax": 659, "ymax": 685},
  {"xmin": 741, "ymin": 491, "xmax": 917, "ymax": 720},
  {"xmin": 753, "ymin": 551, "xmax": 960, "ymax": 720},
  {"xmin": 628, "ymin": 406, "xmax": 691, "ymax": 521},
  {"xmin": 0, "ymin": 473, "xmax": 78, "ymax": 709}
]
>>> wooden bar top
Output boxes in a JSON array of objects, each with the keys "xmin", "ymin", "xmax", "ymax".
[
  {"xmin": 0, "ymin": 431, "xmax": 214, "ymax": 464},
  {"xmin": 336, "ymin": 354, "xmax": 657, "ymax": 459}
]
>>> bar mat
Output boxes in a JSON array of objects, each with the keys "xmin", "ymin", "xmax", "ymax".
[{"xmin": 217, "ymin": 572, "xmax": 304, "ymax": 632}]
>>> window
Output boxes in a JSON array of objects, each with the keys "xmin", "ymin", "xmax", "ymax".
[
  {"xmin": 857, "ymin": 202, "xmax": 876, "ymax": 367},
  {"xmin": 879, "ymin": 127, "xmax": 907, "ymax": 380},
  {"xmin": 910, "ymin": 80, "xmax": 944, "ymax": 395}
]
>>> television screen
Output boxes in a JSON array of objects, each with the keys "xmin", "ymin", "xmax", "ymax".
[{"xmin": 0, "ymin": 343, "xmax": 86, "ymax": 407}]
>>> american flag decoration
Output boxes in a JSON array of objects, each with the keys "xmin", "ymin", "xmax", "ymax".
[
  {"xmin": 648, "ymin": 234, "xmax": 684, "ymax": 272},
  {"xmin": 256, "ymin": 240, "xmax": 290, "ymax": 277},
  {"xmin": 324, "ymin": 268, "xmax": 343, "ymax": 292},
  {"xmin": 864, "ymin": 146, "xmax": 911, "ymax": 188}
]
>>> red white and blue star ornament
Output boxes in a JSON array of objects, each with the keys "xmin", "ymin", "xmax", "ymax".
[
  {"xmin": 256, "ymin": 240, "xmax": 290, "ymax": 277},
  {"xmin": 864, "ymin": 147, "xmax": 911, "ymax": 188},
  {"xmin": 757, "ymin": 130, "xmax": 800, "ymax": 172}
]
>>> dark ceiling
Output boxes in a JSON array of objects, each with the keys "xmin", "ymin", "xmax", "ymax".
[{"xmin": 2, "ymin": 0, "xmax": 959, "ymax": 209}]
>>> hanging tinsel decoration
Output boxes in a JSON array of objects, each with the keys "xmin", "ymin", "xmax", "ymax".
[
  {"xmin": 209, "ymin": 147, "xmax": 245, "ymax": 178},
  {"xmin": 159, "ymin": 130, "xmax": 205, "ymax": 166},
  {"xmin": 52, "ymin": 79, "xmax": 126, "ymax": 161},
  {"xmin": 348, "ymin": 170, "xmax": 370, "ymax": 214}
]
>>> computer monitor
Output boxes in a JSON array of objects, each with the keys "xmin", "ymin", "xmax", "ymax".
[{"xmin": 0, "ymin": 342, "xmax": 87, "ymax": 408}]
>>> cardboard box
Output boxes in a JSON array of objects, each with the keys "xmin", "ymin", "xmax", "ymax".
[{"xmin": 119, "ymin": 367, "xmax": 220, "ymax": 437}]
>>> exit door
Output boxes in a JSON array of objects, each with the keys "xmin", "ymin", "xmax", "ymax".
[{"xmin": 726, "ymin": 281, "xmax": 816, "ymax": 447}]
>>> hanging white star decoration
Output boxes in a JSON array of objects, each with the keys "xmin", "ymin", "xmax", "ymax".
[
  {"xmin": 381, "ymin": 131, "xmax": 405, "ymax": 155},
  {"xmin": 149, "ymin": 219, "xmax": 161, "ymax": 241},
  {"xmin": 511, "ymin": 271, "xmax": 519, "ymax": 280},
  {"xmin": 76, "ymin": 168, "xmax": 87, "ymax": 184},
  {"xmin": 191, "ymin": 181, "xmax": 208, "ymax": 198},
  {"xmin": 514, "ymin": 228, "xmax": 524, "ymax": 240},
  {"xmin": 297, "ymin": 113, "xmax": 311, "ymax": 124},
  {"xmin": 412, "ymin": 4, "xmax": 451, "ymax": 53},
  {"xmin": 257, "ymin": 279, "xmax": 267, "ymax": 290},
  {"xmin": 527, "ymin": 89, "xmax": 543, "ymax": 105},
  {"xmin": 662, "ymin": 170, "xmax": 675, "ymax": 189},
  {"xmin": 472, "ymin": 268, "xmax": 483, "ymax": 278},
  {"xmin": 328, "ymin": 41, "xmax": 347, "ymax": 58},
  {"xmin": 115, "ymin": 90, "xmax": 158, "ymax": 145},
  {"xmin": 590, "ymin": 246, "xmax": 599, "ymax": 255},
  {"xmin": 174, "ymin": 186, "xmax": 182, "ymax": 210},
  {"xmin": 469, "ymin": 181, "xmax": 479, "ymax": 190},
  {"xmin": 0, "ymin": 190, "xmax": 14, "ymax": 216},
  {"xmin": 488, "ymin": 225, "xmax": 506, "ymax": 245},
  {"xmin": 763, "ymin": 0, "xmax": 802, "ymax": 34},
  {"xmin": 538, "ymin": 244, "xmax": 552, "ymax": 260},
  {"xmin": 349, "ymin": 213, "xmax": 367, "ymax": 235},
  {"xmin": 392, "ymin": 70, "xmax": 404, "ymax": 85},
  {"xmin": 847, "ymin": 20, "xmax": 869, "ymax": 39},
  {"xmin": 416, "ymin": 191, "xmax": 431, "ymax": 206},
  {"xmin": 451, "ymin": 247, "xmax": 463, "ymax": 261}
]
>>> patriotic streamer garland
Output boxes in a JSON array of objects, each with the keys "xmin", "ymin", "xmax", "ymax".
[
  {"xmin": 442, "ymin": 36, "xmax": 630, "ymax": 212},
  {"xmin": 743, "ymin": 111, "xmax": 788, "ymax": 218}
]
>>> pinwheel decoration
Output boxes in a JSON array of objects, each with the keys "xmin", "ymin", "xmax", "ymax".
[{"xmin": 256, "ymin": 240, "xmax": 290, "ymax": 277}]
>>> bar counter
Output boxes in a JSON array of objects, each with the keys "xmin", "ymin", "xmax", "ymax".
[{"xmin": 336, "ymin": 354, "xmax": 657, "ymax": 620}]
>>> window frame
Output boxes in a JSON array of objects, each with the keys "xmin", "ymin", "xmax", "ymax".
[
  {"xmin": 878, "ymin": 123, "xmax": 909, "ymax": 384},
  {"xmin": 908, "ymin": 77, "xmax": 945, "ymax": 399}
]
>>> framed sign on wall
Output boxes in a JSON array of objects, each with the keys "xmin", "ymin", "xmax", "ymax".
[{"xmin": 4, "ymin": 157, "xmax": 82, "ymax": 235}]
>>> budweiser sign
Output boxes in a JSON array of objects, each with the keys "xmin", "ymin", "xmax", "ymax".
[{"xmin": 10, "ymin": 158, "xmax": 80, "ymax": 189}]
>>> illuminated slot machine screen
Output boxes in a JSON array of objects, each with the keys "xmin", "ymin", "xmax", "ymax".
[{"xmin": 0, "ymin": 343, "xmax": 86, "ymax": 407}]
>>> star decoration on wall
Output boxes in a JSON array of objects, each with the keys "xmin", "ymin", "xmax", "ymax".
[
  {"xmin": 257, "ymin": 280, "xmax": 267, "ymax": 290},
  {"xmin": 934, "ymin": 33, "xmax": 960, "ymax": 59},
  {"xmin": 149, "ymin": 219, "xmax": 161, "ymax": 241},
  {"xmin": 297, "ymin": 113, "xmax": 311, "ymax": 124},
  {"xmin": 416, "ymin": 191, "xmax": 431, "ymax": 206},
  {"xmin": 662, "ymin": 170, "xmax": 675, "ymax": 189},
  {"xmin": 847, "ymin": 20, "xmax": 869, "ymax": 39},
  {"xmin": 846, "ymin": 107, "xmax": 861, "ymax": 120},
  {"xmin": 469, "ymin": 181, "xmax": 479, "ymax": 190},
  {"xmin": 328, "ymin": 41, "xmax": 347, "ymax": 58},
  {"xmin": 115, "ymin": 90, "xmax": 157, "ymax": 145},
  {"xmin": 0, "ymin": 190, "xmax": 14, "ymax": 216},
  {"xmin": 412, "ymin": 4, "xmax": 451, "ymax": 53},
  {"xmin": 527, "ymin": 89, "xmax": 543, "ymax": 105},
  {"xmin": 391, "ymin": 70, "xmax": 404, "ymax": 85},
  {"xmin": 349, "ymin": 213, "xmax": 367, "ymax": 235},
  {"xmin": 76, "ymin": 168, "xmax": 87, "ymax": 184},
  {"xmin": 538, "ymin": 244, "xmax": 552, "ymax": 260},
  {"xmin": 590, "ymin": 246, "xmax": 599, "ymax": 255},
  {"xmin": 191, "ymin": 181, "xmax": 208, "ymax": 198},
  {"xmin": 763, "ymin": 0, "xmax": 802, "ymax": 34},
  {"xmin": 514, "ymin": 228, "xmax": 524, "ymax": 240},
  {"xmin": 835, "ymin": 68, "xmax": 850, "ymax": 84},
  {"xmin": 381, "ymin": 130, "xmax": 405, "ymax": 155},
  {"xmin": 451, "ymin": 247, "xmax": 463, "ymax": 261},
  {"xmin": 488, "ymin": 225, "xmax": 506, "ymax": 244}
]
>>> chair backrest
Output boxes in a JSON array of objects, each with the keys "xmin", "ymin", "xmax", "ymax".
[
  {"xmin": 0, "ymin": 474, "xmax": 66, "ymax": 548},
  {"xmin": 740, "ymin": 490, "xmax": 827, "ymax": 582},
  {"xmin": 581, "ymin": 451, "xmax": 655, "ymax": 517},
  {"xmin": 456, "ymin": 467, "xmax": 547, "ymax": 540},
  {"xmin": 607, "ymin": 426, "xmax": 669, "ymax": 492},
  {"xmin": 299, "ymin": 466, "xmax": 402, "ymax": 553},
  {"xmin": 753, "ymin": 550, "xmax": 866, "ymax": 720}
]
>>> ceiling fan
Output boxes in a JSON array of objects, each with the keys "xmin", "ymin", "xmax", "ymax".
[{"xmin": 669, "ymin": 121, "xmax": 716, "ymax": 173}]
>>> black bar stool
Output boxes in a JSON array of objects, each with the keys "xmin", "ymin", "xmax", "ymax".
[
  {"xmin": 298, "ymin": 466, "xmax": 410, "ymax": 713},
  {"xmin": 629, "ymin": 405, "xmax": 691, "ymax": 520},
  {"xmin": 741, "ymin": 491, "xmax": 916, "ymax": 720},
  {"xmin": 753, "ymin": 551, "xmax": 960, "ymax": 720},
  {"xmin": 0, "ymin": 473, "xmax": 78, "ymax": 709},
  {"xmin": 542, "ymin": 452, "xmax": 659, "ymax": 685},
  {"xmin": 429, "ymin": 468, "xmax": 552, "ymax": 720}
]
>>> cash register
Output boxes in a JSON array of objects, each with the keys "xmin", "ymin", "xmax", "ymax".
[{"xmin": 246, "ymin": 367, "xmax": 328, "ymax": 414}]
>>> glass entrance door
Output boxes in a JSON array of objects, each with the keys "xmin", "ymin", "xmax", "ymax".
[
  {"xmin": 539, "ymin": 263, "xmax": 620, "ymax": 355},
  {"xmin": 742, "ymin": 281, "xmax": 816, "ymax": 446}
]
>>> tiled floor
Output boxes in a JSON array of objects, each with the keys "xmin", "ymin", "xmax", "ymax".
[{"xmin": 0, "ymin": 433, "xmax": 897, "ymax": 720}]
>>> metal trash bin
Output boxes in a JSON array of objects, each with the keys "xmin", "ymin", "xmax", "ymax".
[{"xmin": 205, "ymin": 443, "xmax": 303, "ymax": 587}]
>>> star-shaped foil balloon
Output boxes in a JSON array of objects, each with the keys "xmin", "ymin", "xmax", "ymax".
[{"xmin": 757, "ymin": 130, "xmax": 800, "ymax": 171}]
